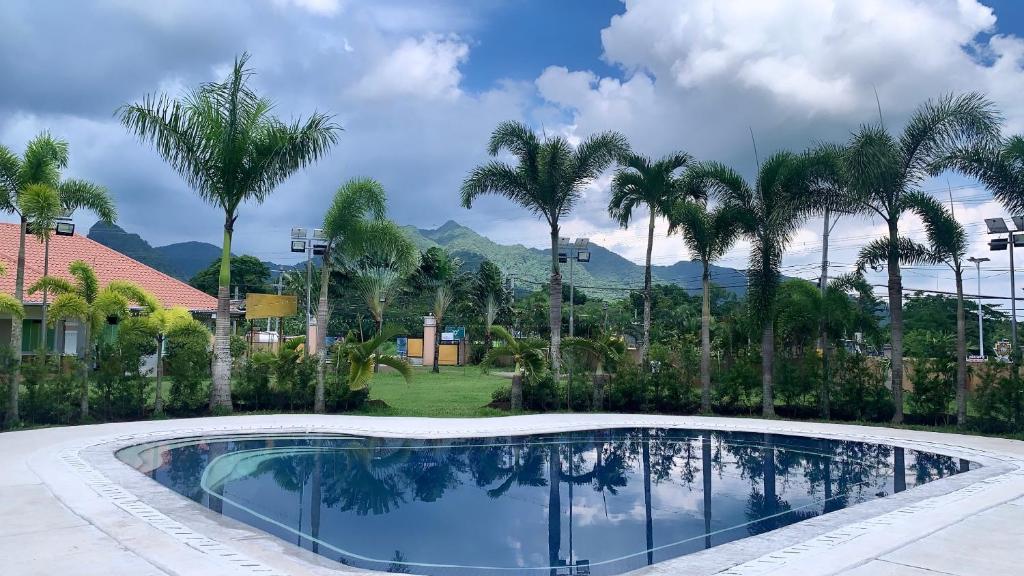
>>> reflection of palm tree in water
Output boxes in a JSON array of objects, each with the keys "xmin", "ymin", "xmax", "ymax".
[
  {"xmin": 320, "ymin": 440, "xmax": 412, "ymax": 516},
  {"xmin": 548, "ymin": 444, "xmax": 561, "ymax": 576},
  {"xmin": 702, "ymin": 434, "xmax": 712, "ymax": 549}
]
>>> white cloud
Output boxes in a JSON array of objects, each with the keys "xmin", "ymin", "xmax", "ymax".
[
  {"xmin": 351, "ymin": 34, "xmax": 469, "ymax": 100},
  {"xmin": 271, "ymin": 0, "xmax": 342, "ymax": 17}
]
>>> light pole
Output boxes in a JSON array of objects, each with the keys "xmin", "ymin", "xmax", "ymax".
[
  {"xmin": 985, "ymin": 217, "xmax": 1023, "ymax": 356},
  {"xmin": 31, "ymin": 217, "xmax": 75, "ymax": 359},
  {"xmin": 290, "ymin": 227, "xmax": 326, "ymax": 358},
  {"xmin": 967, "ymin": 256, "xmax": 989, "ymax": 357},
  {"xmin": 558, "ymin": 237, "xmax": 590, "ymax": 411}
]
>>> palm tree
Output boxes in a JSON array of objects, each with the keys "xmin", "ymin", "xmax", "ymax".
[
  {"xmin": 940, "ymin": 135, "xmax": 1024, "ymax": 214},
  {"xmin": 684, "ymin": 153, "xmax": 819, "ymax": 416},
  {"xmin": 609, "ymin": 152, "xmax": 693, "ymax": 364},
  {"xmin": 474, "ymin": 260, "xmax": 508, "ymax": 352},
  {"xmin": 29, "ymin": 261, "xmax": 156, "ymax": 418},
  {"xmin": 334, "ymin": 328, "xmax": 412, "ymax": 394},
  {"xmin": 416, "ymin": 248, "xmax": 463, "ymax": 373},
  {"xmin": 843, "ymin": 92, "xmax": 999, "ymax": 423},
  {"xmin": 561, "ymin": 333, "xmax": 626, "ymax": 410},
  {"xmin": 462, "ymin": 121, "xmax": 628, "ymax": 381},
  {"xmin": 347, "ymin": 221, "xmax": 419, "ymax": 336},
  {"xmin": 119, "ymin": 52, "xmax": 340, "ymax": 412},
  {"xmin": 316, "ymin": 178, "xmax": 387, "ymax": 412},
  {"xmin": 856, "ymin": 192, "xmax": 968, "ymax": 424},
  {"xmin": 668, "ymin": 200, "xmax": 748, "ymax": 412},
  {"xmin": 481, "ymin": 326, "xmax": 547, "ymax": 411},
  {"xmin": 0, "ymin": 133, "xmax": 115, "ymax": 425},
  {"xmin": 119, "ymin": 304, "xmax": 196, "ymax": 415}
]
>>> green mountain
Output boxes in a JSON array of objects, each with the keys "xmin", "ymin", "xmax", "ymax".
[
  {"xmin": 89, "ymin": 220, "xmax": 749, "ymax": 297},
  {"xmin": 402, "ymin": 220, "xmax": 748, "ymax": 298}
]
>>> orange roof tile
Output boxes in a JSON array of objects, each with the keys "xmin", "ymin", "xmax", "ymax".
[{"xmin": 0, "ymin": 222, "xmax": 218, "ymax": 312}]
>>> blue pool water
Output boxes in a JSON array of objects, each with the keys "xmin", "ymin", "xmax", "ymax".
[{"xmin": 119, "ymin": 429, "xmax": 970, "ymax": 575}]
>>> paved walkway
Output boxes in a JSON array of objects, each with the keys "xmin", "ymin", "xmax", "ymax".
[{"xmin": 2, "ymin": 414, "xmax": 1023, "ymax": 576}]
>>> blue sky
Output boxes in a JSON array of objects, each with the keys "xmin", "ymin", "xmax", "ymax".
[{"xmin": 2, "ymin": 0, "xmax": 1024, "ymax": 299}]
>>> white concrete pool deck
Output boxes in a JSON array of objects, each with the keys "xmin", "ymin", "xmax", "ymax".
[{"xmin": 2, "ymin": 414, "xmax": 1023, "ymax": 576}]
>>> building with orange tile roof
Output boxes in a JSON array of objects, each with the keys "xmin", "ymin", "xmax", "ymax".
[{"xmin": 1, "ymin": 222, "xmax": 217, "ymax": 354}]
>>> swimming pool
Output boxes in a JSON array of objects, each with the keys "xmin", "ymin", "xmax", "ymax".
[{"xmin": 118, "ymin": 428, "xmax": 971, "ymax": 575}]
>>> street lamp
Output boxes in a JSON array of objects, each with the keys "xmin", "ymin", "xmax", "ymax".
[
  {"xmin": 559, "ymin": 237, "xmax": 590, "ymax": 411},
  {"xmin": 290, "ymin": 227, "xmax": 326, "ymax": 358},
  {"xmin": 985, "ymin": 217, "xmax": 1024, "ymax": 356},
  {"xmin": 967, "ymin": 256, "xmax": 990, "ymax": 357}
]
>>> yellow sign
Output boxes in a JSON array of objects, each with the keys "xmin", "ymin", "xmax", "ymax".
[{"xmin": 245, "ymin": 294, "xmax": 297, "ymax": 320}]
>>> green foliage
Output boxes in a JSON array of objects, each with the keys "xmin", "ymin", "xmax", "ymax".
[
  {"xmin": 713, "ymin": 349, "xmax": 762, "ymax": 414},
  {"xmin": 972, "ymin": 360, "xmax": 1024, "ymax": 433},
  {"xmin": 20, "ymin": 354, "xmax": 80, "ymax": 425},
  {"xmin": 93, "ymin": 342, "xmax": 148, "ymax": 421},
  {"xmin": 189, "ymin": 255, "xmax": 270, "ymax": 297},
  {"xmin": 164, "ymin": 322, "xmax": 212, "ymax": 414},
  {"xmin": 775, "ymin": 354, "xmax": 821, "ymax": 411},
  {"xmin": 829, "ymin": 351, "xmax": 894, "ymax": 422}
]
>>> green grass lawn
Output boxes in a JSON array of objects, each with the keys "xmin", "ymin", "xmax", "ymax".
[{"xmin": 361, "ymin": 366, "xmax": 510, "ymax": 418}]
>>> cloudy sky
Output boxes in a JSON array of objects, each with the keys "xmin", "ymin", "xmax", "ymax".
[{"xmin": 4, "ymin": 0, "xmax": 1024, "ymax": 307}]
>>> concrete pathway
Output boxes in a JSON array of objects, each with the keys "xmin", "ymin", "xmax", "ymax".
[{"xmin": 2, "ymin": 414, "xmax": 1022, "ymax": 576}]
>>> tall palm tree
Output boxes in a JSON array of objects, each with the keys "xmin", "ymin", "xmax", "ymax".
[
  {"xmin": 316, "ymin": 178, "xmax": 387, "ymax": 411},
  {"xmin": 119, "ymin": 52, "xmax": 340, "ymax": 412},
  {"xmin": 481, "ymin": 326, "xmax": 547, "ymax": 412},
  {"xmin": 29, "ymin": 261, "xmax": 156, "ymax": 418},
  {"xmin": 668, "ymin": 201, "xmax": 748, "ymax": 412},
  {"xmin": 462, "ymin": 121, "xmax": 628, "ymax": 381},
  {"xmin": 857, "ymin": 192, "xmax": 968, "ymax": 424},
  {"xmin": 843, "ymin": 92, "xmax": 999, "ymax": 423},
  {"xmin": 608, "ymin": 152, "xmax": 693, "ymax": 364},
  {"xmin": 348, "ymin": 220, "xmax": 419, "ymax": 336},
  {"xmin": 0, "ymin": 133, "xmax": 115, "ymax": 425},
  {"xmin": 684, "ymin": 153, "xmax": 818, "ymax": 416}
]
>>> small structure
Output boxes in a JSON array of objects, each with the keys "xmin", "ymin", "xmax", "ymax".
[{"xmin": 403, "ymin": 315, "xmax": 468, "ymax": 366}]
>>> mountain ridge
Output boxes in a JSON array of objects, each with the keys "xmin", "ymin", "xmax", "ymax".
[{"xmin": 89, "ymin": 220, "xmax": 749, "ymax": 297}]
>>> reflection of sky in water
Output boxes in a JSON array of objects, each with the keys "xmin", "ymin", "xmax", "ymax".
[{"xmin": 125, "ymin": 430, "xmax": 970, "ymax": 576}]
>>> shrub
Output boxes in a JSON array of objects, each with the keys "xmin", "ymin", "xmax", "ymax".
[
  {"xmin": 93, "ymin": 342, "xmax": 147, "ymax": 421},
  {"xmin": 21, "ymin": 353, "xmax": 79, "ymax": 425},
  {"xmin": 713, "ymin": 349, "xmax": 761, "ymax": 414},
  {"xmin": 830, "ymin": 351, "xmax": 893, "ymax": 422},
  {"xmin": 235, "ymin": 351, "xmax": 275, "ymax": 410},
  {"xmin": 775, "ymin": 353, "xmax": 821, "ymax": 413},
  {"xmin": 971, "ymin": 360, "xmax": 1023, "ymax": 433},
  {"xmin": 523, "ymin": 370, "xmax": 559, "ymax": 411},
  {"xmin": 906, "ymin": 333, "xmax": 955, "ymax": 424},
  {"xmin": 165, "ymin": 323, "xmax": 211, "ymax": 414}
]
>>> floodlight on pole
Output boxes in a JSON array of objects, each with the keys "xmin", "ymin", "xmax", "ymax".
[
  {"xmin": 968, "ymin": 256, "xmax": 990, "ymax": 356},
  {"xmin": 986, "ymin": 215, "xmax": 1022, "ymax": 357},
  {"xmin": 54, "ymin": 219, "xmax": 74, "ymax": 236}
]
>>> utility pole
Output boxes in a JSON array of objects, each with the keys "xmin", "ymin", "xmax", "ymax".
[
  {"xmin": 985, "ymin": 217, "xmax": 1022, "ymax": 356},
  {"xmin": 968, "ymin": 257, "xmax": 989, "ymax": 356},
  {"xmin": 558, "ymin": 237, "xmax": 590, "ymax": 411}
]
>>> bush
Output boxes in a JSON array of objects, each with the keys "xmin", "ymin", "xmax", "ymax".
[
  {"xmin": 21, "ymin": 353, "xmax": 79, "ymax": 425},
  {"xmin": 272, "ymin": 347, "xmax": 315, "ymax": 411},
  {"xmin": 775, "ymin": 353, "xmax": 821, "ymax": 414},
  {"xmin": 971, "ymin": 360, "xmax": 1023, "ymax": 433},
  {"xmin": 830, "ymin": 351, "xmax": 893, "ymax": 422},
  {"xmin": 713, "ymin": 349, "xmax": 761, "ymax": 414},
  {"xmin": 905, "ymin": 332, "xmax": 955, "ymax": 424},
  {"xmin": 165, "ymin": 323, "xmax": 211, "ymax": 414},
  {"xmin": 606, "ymin": 357, "xmax": 700, "ymax": 415},
  {"xmin": 234, "ymin": 351, "xmax": 275, "ymax": 410},
  {"xmin": 93, "ymin": 342, "xmax": 147, "ymax": 421},
  {"xmin": 326, "ymin": 372, "xmax": 370, "ymax": 412},
  {"xmin": 0, "ymin": 345, "xmax": 16, "ymax": 425},
  {"xmin": 523, "ymin": 370, "xmax": 559, "ymax": 411}
]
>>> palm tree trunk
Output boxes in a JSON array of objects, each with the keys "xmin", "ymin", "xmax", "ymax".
[
  {"xmin": 210, "ymin": 219, "xmax": 234, "ymax": 412},
  {"xmin": 549, "ymin": 226, "xmax": 562, "ymax": 382},
  {"xmin": 888, "ymin": 222, "xmax": 905, "ymax": 424},
  {"xmin": 154, "ymin": 334, "xmax": 164, "ymax": 414},
  {"xmin": 315, "ymin": 248, "xmax": 331, "ymax": 413},
  {"xmin": 642, "ymin": 429, "xmax": 654, "ymax": 565},
  {"xmin": 955, "ymin": 270, "xmax": 967, "ymax": 426},
  {"xmin": 701, "ymin": 263, "xmax": 712, "ymax": 413},
  {"xmin": 6, "ymin": 217, "xmax": 27, "ymax": 426},
  {"xmin": 761, "ymin": 321, "xmax": 775, "ymax": 416},
  {"xmin": 641, "ymin": 211, "xmax": 656, "ymax": 365},
  {"xmin": 432, "ymin": 309, "xmax": 442, "ymax": 374},
  {"xmin": 80, "ymin": 323, "xmax": 90, "ymax": 419},
  {"xmin": 819, "ymin": 210, "xmax": 831, "ymax": 419},
  {"xmin": 548, "ymin": 445, "xmax": 561, "ymax": 576},
  {"xmin": 511, "ymin": 372, "xmax": 523, "ymax": 411}
]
